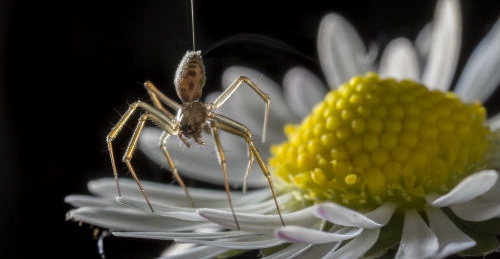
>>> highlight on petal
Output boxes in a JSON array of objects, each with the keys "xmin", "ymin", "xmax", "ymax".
[
  {"xmin": 395, "ymin": 209, "xmax": 439, "ymax": 259},
  {"xmin": 425, "ymin": 206, "xmax": 475, "ymax": 258},
  {"xmin": 378, "ymin": 38, "xmax": 419, "ymax": 81},
  {"xmin": 313, "ymin": 202, "xmax": 385, "ymax": 229},
  {"xmin": 454, "ymin": 17, "xmax": 500, "ymax": 103},
  {"xmin": 323, "ymin": 228, "xmax": 380, "ymax": 259},
  {"xmin": 488, "ymin": 113, "xmax": 500, "ymax": 131},
  {"xmin": 260, "ymin": 243, "xmax": 311, "ymax": 259},
  {"xmin": 198, "ymin": 206, "xmax": 318, "ymax": 233},
  {"xmin": 159, "ymin": 245, "xmax": 229, "ymax": 259},
  {"xmin": 422, "ymin": 0, "xmax": 461, "ymax": 91},
  {"xmin": 89, "ymin": 177, "xmax": 271, "ymax": 208},
  {"xmin": 274, "ymin": 225, "xmax": 362, "ymax": 243},
  {"xmin": 429, "ymin": 170, "xmax": 498, "ymax": 207},
  {"xmin": 317, "ymin": 13, "xmax": 370, "ymax": 89},
  {"xmin": 66, "ymin": 206, "xmax": 203, "ymax": 231},
  {"xmin": 449, "ymin": 179, "xmax": 500, "ymax": 221},
  {"xmin": 415, "ymin": 23, "xmax": 433, "ymax": 64},
  {"xmin": 283, "ymin": 66, "xmax": 327, "ymax": 118},
  {"xmin": 64, "ymin": 194, "xmax": 117, "ymax": 208}
]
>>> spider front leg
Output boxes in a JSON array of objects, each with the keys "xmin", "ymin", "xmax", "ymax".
[
  {"xmin": 212, "ymin": 75, "xmax": 270, "ymax": 143},
  {"xmin": 106, "ymin": 101, "xmax": 176, "ymax": 212},
  {"xmin": 144, "ymin": 80, "xmax": 181, "ymax": 118},
  {"xmin": 213, "ymin": 113, "xmax": 285, "ymax": 226}
]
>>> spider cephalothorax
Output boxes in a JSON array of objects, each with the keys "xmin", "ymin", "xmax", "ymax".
[{"xmin": 177, "ymin": 101, "xmax": 211, "ymax": 146}]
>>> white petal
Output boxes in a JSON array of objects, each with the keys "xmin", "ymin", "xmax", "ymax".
[
  {"xmin": 429, "ymin": 170, "xmax": 498, "ymax": 207},
  {"xmin": 487, "ymin": 113, "xmax": 500, "ymax": 131},
  {"xmin": 89, "ymin": 177, "xmax": 271, "ymax": 207},
  {"xmin": 275, "ymin": 225, "xmax": 362, "ymax": 243},
  {"xmin": 415, "ymin": 23, "xmax": 433, "ymax": 65},
  {"xmin": 283, "ymin": 66, "xmax": 327, "ymax": 118},
  {"xmin": 66, "ymin": 207, "xmax": 207, "ymax": 231},
  {"xmin": 64, "ymin": 194, "xmax": 117, "ymax": 208},
  {"xmin": 198, "ymin": 206, "xmax": 318, "ymax": 233},
  {"xmin": 322, "ymin": 228, "xmax": 380, "ymax": 259},
  {"xmin": 116, "ymin": 197, "xmax": 205, "ymax": 221},
  {"xmin": 175, "ymin": 234, "xmax": 283, "ymax": 249},
  {"xmin": 450, "ymin": 178, "xmax": 500, "ymax": 221},
  {"xmin": 138, "ymin": 127, "xmax": 270, "ymax": 187},
  {"xmin": 260, "ymin": 243, "xmax": 312, "ymax": 259},
  {"xmin": 422, "ymin": 0, "xmax": 461, "ymax": 91},
  {"xmin": 113, "ymin": 229, "xmax": 249, "ymax": 241},
  {"xmin": 293, "ymin": 243, "xmax": 342, "ymax": 259},
  {"xmin": 425, "ymin": 206, "xmax": 475, "ymax": 258},
  {"xmin": 313, "ymin": 202, "xmax": 384, "ymax": 228},
  {"xmin": 159, "ymin": 245, "xmax": 229, "ymax": 259},
  {"xmin": 363, "ymin": 202, "xmax": 397, "ymax": 226},
  {"xmin": 378, "ymin": 38, "xmax": 420, "ymax": 81},
  {"xmin": 317, "ymin": 13, "xmax": 370, "ymax": 89},
  {"xmin": 454, "ymin": 17, "xmax": 500, "ymax": 103},
  {"xmin": 395, "ymin": 209, "xmax": 439, "ymax": 259}
]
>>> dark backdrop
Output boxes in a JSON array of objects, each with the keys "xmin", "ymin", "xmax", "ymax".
[{"xmin": 1, "ymin": 0, "xmax": 499, "ymax": 258}]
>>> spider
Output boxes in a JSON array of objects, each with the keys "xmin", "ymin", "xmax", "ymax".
[{"xmin": 106, "ymin": 49, "xmax": 286, "ymax": 229}]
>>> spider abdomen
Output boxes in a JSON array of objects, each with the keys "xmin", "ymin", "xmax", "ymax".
[{"xmin": 174, "ymin": 50, "xmax": 206, "ymax": 103}]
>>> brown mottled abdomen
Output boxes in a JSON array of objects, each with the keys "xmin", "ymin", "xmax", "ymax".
[{"xmin": 174, "ymin": 51, "xmax": 206, "ymax": 102}]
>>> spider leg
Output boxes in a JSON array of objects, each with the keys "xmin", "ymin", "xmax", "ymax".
[
  {"xmin": 144, "ymin": 80, "xmax": 182, "ymax": 118},
  {"xmin": 213, "ymin": 113, "xmax": 285, "ymax": 226},
  {"xmin": 211, "ymin": 123, "xmax": 240, "ymax": 230},
  {"xmin": 243, "ymin": 145, "xmax": 254, "ymax": 194},
  {"xmin": 106, "ymin": 101, "xmax": 176, "ymax": 212},
  {"xmin": 159, "ymin": 131, "xmax": 195, "ymax": 208},
  {"xmin": 211, "ymin": 76, "xmax": 270, "ymax": 143}
]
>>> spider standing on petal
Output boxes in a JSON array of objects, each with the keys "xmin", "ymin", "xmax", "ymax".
[
  {"xmin": 65, "ymin": 1, "xmax": 500, "ymax": 259},
  {"xmin": 105, "ymin": 0, "xmax": 285, "ymax": 230}
]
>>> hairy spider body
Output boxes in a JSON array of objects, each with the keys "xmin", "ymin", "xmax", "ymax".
[{"xmin": 106, "ymin": 50, "xmax": 285, "ymax": 229}]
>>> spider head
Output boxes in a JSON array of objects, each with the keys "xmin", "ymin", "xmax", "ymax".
[{"xmin": 177, "ymin": 102, "xmax": 209, "ymax": 142}]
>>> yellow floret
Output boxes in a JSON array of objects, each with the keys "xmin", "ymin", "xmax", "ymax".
[{"xmin": 269, "ymin": 73, "xmax": 498, "ymax": 211}]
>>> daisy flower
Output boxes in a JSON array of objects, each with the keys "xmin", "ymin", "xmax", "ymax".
[{"xmin": 65, "ymin": 0, "xmax": 500, "ymax": 258}]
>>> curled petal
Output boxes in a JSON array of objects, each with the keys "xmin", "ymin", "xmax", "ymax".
[
  {"xmin": 395, "ymin": 209, "xmax": 439, "ymax": 259},
  {"xmin": 313, "ymin": 202, "xmax": 384, "ymax": 228},
  {"xmin": 260, "ymin": 243, "xmax": 311, "ymax": 259},
  {"xmin": 425, "ymin": 206, "xmax": 475, "ymax": 258},
  {"xmin": 275, "ymin": 225, "xmax": 362, "ymax": 243},
  {"xmin": 159, "ymin": 245, "xmax": 229, "ymax": 259},
  {"xmin": 454, "ymin": 17, "xmax": 500, "ymax": 103},
  {"xmin": 378, "ymin": 38, "xmax": 419, "ymax": 81},
  {"xmin": 318, "ymin": 13, "xmax": 369, "ymax": 89},
  {"xmin": 450, "ymin": 180, "xmax": 500, "ymax": 221},
  {"xmin": 363, "ymin": 201, "xmax": 397, "ymax": 226},
  {"xmin": 422, "ymin": 0, "xmax": 461, "ymax": 91},
  {"xmin": 429, "ymin": 170, "xmax": 498, "ymax": 207},
  {"xmin": 283, "ymin": 66, "xmax": 327, "ymax": 118},
  {"xmin": 322, "ymin": 228, "xmax": 380, "ymax": 259}
]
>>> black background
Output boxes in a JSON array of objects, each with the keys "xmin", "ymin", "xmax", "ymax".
[{"xmin": 1, "ymin": 0, "xmax": 499, "ymax": 258}]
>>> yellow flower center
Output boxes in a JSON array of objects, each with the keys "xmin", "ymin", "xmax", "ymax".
[{"xmin": 270, "ymin": 73, "xmax": 498, "ymax": 211}]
